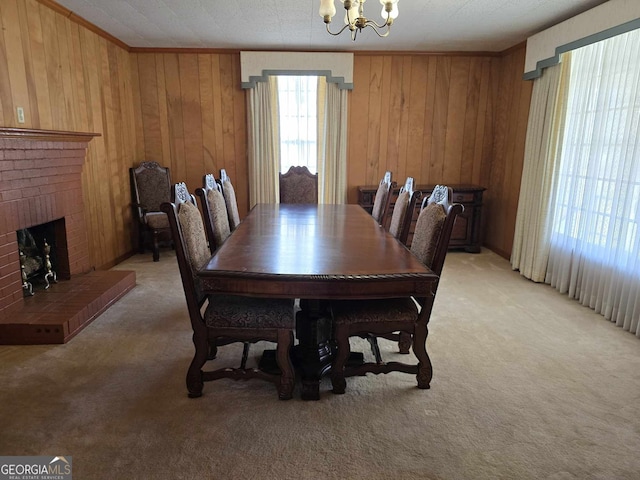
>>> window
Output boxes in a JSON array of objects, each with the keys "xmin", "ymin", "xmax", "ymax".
[
  {"xmin": 550, "ymin": 28, "xmax": 640, "ymax": 271},
  {"xmin": 277, "ymin": 76, "xmax": 318, "ymax": 174}
]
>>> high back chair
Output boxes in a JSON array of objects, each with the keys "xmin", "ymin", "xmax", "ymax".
[
  {"xmin": 371, "ymin": 171, "xmax": 394, "ymax": 227},
  {"xmin": 195, "ymin": 174, "xmax": 231, "ymax": 252},
  {"xmin": 329, "ymin": 185, "xmax": 463, "ymax": 395},
  {"xmin": 218, "ymin": 169, "xmax": 241, "ymax": 230},
  {"xmin": 387, "ymin": 176, "xmax": 421, "ymax": 245},
  {"xmin": 129, "ymin": 161, "xmax": 172, "ymax": 261},
  {"xmin": 161, "ymin": 184, "xmax": 296, "ymax": 400},
  {"xmin": 279, "ymin": 166, "xmax": 318, "ymax": 204}
]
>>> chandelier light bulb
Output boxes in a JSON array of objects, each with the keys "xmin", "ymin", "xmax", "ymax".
[
  {"xmin": 319, "ymin": 0, "xmax": 336, "ymax": 20},
  {"xmin": 381, "ymin": 2, "xmax": 398, "ymax": 22},
  {"xmin": 344, "ymin": 1, "xmax": 359, "ymax": 25}
]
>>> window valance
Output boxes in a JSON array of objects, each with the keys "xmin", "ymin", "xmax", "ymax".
[
  {"xmin": 240, "ymin": 51, "xmax": 354, "ymax": 90},
  {"xmin": 524, "ymin": 0, "xmax": 640, "ymax": 80}
]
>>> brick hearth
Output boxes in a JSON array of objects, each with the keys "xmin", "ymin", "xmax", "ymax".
[{"xmin": 0, "ymin": 128, "xmax": 135, "ymax": 344}]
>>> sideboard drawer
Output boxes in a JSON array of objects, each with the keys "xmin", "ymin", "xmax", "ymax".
[{"xmin": 453, "ymin": 192, "xmax": 475, "ymax": 203}]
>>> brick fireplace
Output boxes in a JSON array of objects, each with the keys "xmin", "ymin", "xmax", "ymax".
[{"xmin": 0, "ymin": 128, "xmax": 135, "ymax": 344}]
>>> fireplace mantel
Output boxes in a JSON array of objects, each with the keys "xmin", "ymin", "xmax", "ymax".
[{"xmin": 0, "ymin": 127, "xmax": 100, "ymax": 142}]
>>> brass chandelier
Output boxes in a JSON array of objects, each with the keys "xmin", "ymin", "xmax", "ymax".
[{"xmin": 319, "ymin": 0, "xmax": 399, "ymax": 41}]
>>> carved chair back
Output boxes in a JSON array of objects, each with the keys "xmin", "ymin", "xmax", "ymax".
[
  {"xmin": 130, "ymin": 161, "xmax": 171, "ymax": 213},
  {"xmin": 279, "ymin": 166, "xmax": 318, "ymax": 204},
  {"xmin": 218, "ymin": 168, "xmax": 241, "ymax": 230},
  {"xmin": 388, "ymin": 176, "xmax": 421, "ymax": 245},
  {"xmin": 195, "ymin": 174, "xmax": 232, "ymax": 253},
  {"xmin": 410, "ymin": 185, "xmax": 463, "ymax": 279},
  {"xmin": 371, "ymin": 171, "xmax": 394, "ymax": 226},
  {"xmin": 162, "ymin": 184, "xmax": 211, "ymax": 317}
]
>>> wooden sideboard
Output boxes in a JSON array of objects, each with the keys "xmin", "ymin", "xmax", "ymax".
[{"xmin": 357, "ymin": 184, "xmax": 486, "ymax": 253}]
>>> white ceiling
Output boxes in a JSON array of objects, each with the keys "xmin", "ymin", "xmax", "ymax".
[{"xmin": 55, "ymin": 0, "xmax": 609, "ymax": 52}]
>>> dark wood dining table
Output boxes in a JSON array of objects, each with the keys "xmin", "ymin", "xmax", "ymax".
[{"xmin": 197, "ymin": 203, "xmax": 438, "ymax": 400}]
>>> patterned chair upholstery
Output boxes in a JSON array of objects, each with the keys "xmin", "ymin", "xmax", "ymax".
[
  {"xmin": 279, "ymin": 166, "xmax": 318, "ymax": 204},
  {"xmin": 161, "ymin": 183, "xmax": 296, "ymax": 400},
  {"xmin": 195, "ymin": 174, "xmax": 231, "ymax": 252},
  {"xmin": 387, "ymin": 176, "xmax": 420, "ymax": 245},
  {"xmin": 130, "ymin": 161, "xmax": 172, "ymax": 261},
  {"xmin": 329, "ymin": 185, "xmax": 463, "ymax": 395},
  {"xmin": 371, "ymin": 171, "xmax": 394, "ymax": 227},
  {"xmin": 219, "ymin": 169, "xmax": 241, "ymax": 230}
]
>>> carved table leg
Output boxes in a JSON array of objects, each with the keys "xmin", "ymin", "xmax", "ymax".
[{"xmin": 295, "ymin": 299, "xmax": 333, "ymax": 401}]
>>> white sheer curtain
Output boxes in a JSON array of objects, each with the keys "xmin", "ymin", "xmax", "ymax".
[
  {"xmin": 277, "ymin": 76, "xmax": 318, "ymax": 174},
  {"xmin": 247, "ymin": 77, "xmax": 280, "ymax": 206},
  {"xmin": 318, "ymin": 78, "xmax": 348, "ymax": 204},
  {"xmin": 545, "ymin": 29, "xmax": 640, "ymax": 335},
  {"xmin": 511, "ymin": 61, "xmax": 570, "ymax": 281}
]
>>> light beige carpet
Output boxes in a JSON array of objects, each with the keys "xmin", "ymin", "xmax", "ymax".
[{"xmin": 1, "ymin": 249, "xmax": 639, "ymax": 480}]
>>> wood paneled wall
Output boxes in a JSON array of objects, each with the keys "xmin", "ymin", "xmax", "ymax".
[
  {"xmin": 0, "ymin": 0, "xmax": 139, "ymax": 269},
  {"xmin": 0, "ymin": 0, "xmax": 533, "ymax": 266},
  {"xmin": 131, "ymin": 52, "xmax": 248, "ymax": 215},
  {"xmin": 347, "ymin": 54, "xmax": 499, "ymax": 200},
  {"xmin": 484, "ymin": 45, "xmax": 532, "ymax": 258}
]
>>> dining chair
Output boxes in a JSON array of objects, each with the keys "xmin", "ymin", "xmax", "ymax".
[
  {"xmin": 387, "ymin": 176, "xmax": 421, "ymax": 245},
  {"xmin": 279, "ymin": 166, "xmax": 318, "ymax": 204},
  {"xmin": 129, "ymin": 161, "xmax": 172, "ymax": 261},
  {"xmin": 330, "ymin": 185, "xmax": 463, "ymax": 395},
  {"xmin": 218, "ymin": 168, "xmax": 241, "ymax": 230},
  {"xmin": 195, "ymin": 174, "xmax": 231, "ymax": 252},
  {"xmin": 366, "ymin": 176, "xmax": 422, "ymax": 357},
  {"xmin": 371, "ymin": 171, "xmax": 394, "ymax": 227},
  {"xmin": 161, "ymin": 183, "xmax": 296, "ymax": 400}
]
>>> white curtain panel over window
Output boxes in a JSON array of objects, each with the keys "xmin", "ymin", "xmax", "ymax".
[
  {"xmin": 318, "ymin": 79, "xmax": 348, "ymax": 204},
  {"xmin": 511, "ymin": 61, "xmax": 570, "ymax": 282},
  {"xmin": 247, "ymin": 77, "xmax": 280, "ymax": 206},
  {"xmin": 546, "ymin": 29, "xmax": 640, "ymax": 336}
]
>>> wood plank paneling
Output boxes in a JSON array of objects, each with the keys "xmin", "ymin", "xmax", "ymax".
[
  {"xmin": 132, "ymin": 51, "xmax": 247, "ymax": 210},
  {"xmin": 346, "ymin": 55, "xmax": 371, "ymax": 202}
]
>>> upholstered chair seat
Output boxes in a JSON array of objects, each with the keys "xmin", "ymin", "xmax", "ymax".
[
  {"xmin": 144, "ymin": 211, "xmax": 170, "ymax": 229},
  {"xmin": 205, "ymin": 296, "xmax": 295, "ymax": 329},
  {"xmin": 331, "ymin": 297, "xmax": 418, "ymax": 326}
]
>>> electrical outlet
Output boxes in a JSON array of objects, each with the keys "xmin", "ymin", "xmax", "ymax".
[{"xmin": 17, "ymin": 107, "xmax": 25, "ymax": 124}]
